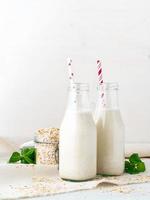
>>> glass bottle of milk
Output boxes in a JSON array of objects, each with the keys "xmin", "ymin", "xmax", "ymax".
[
  {"xmin": 59, "ymin": 83, "xmax": 97, "ymax": 181},
  {"xmin": 95, "ymin": 82, "xmax": 124, "ymax": 175}
]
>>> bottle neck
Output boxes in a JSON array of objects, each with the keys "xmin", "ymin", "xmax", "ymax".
[
  {"xmin": 103, "ymin": 90, "xmax": 119, "ymax": 110},
  {"xmin": 67, "ymin": 83, "xmax": 90, "ymax": 112}
]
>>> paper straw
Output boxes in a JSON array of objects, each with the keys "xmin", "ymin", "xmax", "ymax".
[
  {"xmin": 67, "ymin": 57, "xmax": 75, "ymax": 84},
  {"xmin": 97, "ymin": 60, "xmax": 105, "ymax": 105}
]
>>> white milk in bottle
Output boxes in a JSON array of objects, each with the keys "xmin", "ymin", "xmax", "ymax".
[
  {"xmin": 59, "ymin": 83, "xmax": 97, "ymax": 181},
  {"xmin": 95, "ymin": 83, "xmax": 124, "ymax": 175}
]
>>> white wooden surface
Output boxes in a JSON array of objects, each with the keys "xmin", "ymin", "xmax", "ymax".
[
  {"xmin": 30, "ymin": 187, "xmax": 150, "ymax": 200},
  {"xmin": 0, "ymin": 0, "xmax": 150, "ymax": 145}
]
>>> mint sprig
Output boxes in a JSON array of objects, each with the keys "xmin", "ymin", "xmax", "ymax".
[
  {"xmin": 8, "ymin": 147, "xmax": 36, "ymax": 164},
  {"xmin": 9, "ymin": 152, "xmax": 21, "ymax": 163},
  {"xmin": 125, "ymin": 153, "xmax": 146, "ymax": 174}
]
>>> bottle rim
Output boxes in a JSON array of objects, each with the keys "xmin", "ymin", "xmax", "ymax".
[{"xmin": 97, "ymin": 82, "xmax": 119, "ymax": 90}]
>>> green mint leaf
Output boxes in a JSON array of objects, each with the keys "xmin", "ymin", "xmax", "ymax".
[
  {"xmin": 21, "ymin": 147, "xmax": 36, "ymax": 164},
  {"xmin": 129, "ymin": 153, "xmax": 142, "ymax": 163},
  {"xmin": 8, "ymin": 152, "xmax": 21, "ymax": 163},
  {"xmin": 21, "ymin": 147, "xmax": 34, "ymax": 156},
  {"xmin": 136, "ymin": 162, "xmax": 146, "ymax": 172},
  {"xmin": 8, "ymin": 147, "xmax": 36, "ymax": 164},
  {"xmin": 20, "ymin": 157, "xmax": 28, "ymax": 164},
  {"xmin": 125, "ymin": 162, "xmax": 137, "ymax": 174},
  {"xmin": 125, "ymin": 153, "xmax": 146, "ymax": 174},
  {"xmin": 125, "ymin": 160, "xmax": 130, "ymax": 170},
  {"xmin": 21, "ymin": 155, "xmax": 34, "ymax": 164}
]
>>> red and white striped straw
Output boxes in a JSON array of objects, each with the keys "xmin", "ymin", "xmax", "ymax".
[
  {"xmin": 97, "ymin": 60, "xmax": 105, "ymax": 105},
  {"xmin": 67, "ymin": 57, "xmax": 75, "ymax": 85}
]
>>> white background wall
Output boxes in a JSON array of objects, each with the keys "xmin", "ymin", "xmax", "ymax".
[{"xmin": 0, "ymin": 0, "xmax": 149, "ymax": 145}]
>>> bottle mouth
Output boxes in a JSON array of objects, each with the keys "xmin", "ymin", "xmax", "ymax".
[
  {"xmin": 69, "ymin": 82, "xmax": 89, "ymax": 91},
  {"xmin": 97, "ymin": 82, "xmax": 119, "ymax": 91}
]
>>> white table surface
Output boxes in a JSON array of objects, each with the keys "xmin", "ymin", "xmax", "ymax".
[{"xmin": 30, "ymin": 184, "xmax": 150, "ymax": 200}]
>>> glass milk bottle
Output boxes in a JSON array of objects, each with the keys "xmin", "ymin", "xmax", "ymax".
[
  {"xmin": 95, "ymin": 83, "xmax": 124, "ymax": 175},
  {"xmin": 59, "ymin": 83, "xmax": 97, "ymax": 181}
]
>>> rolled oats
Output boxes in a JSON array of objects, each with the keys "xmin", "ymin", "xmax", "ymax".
[{"xmin": 35, "ymin": 128, "xmax": 59, "ymax": 165}]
